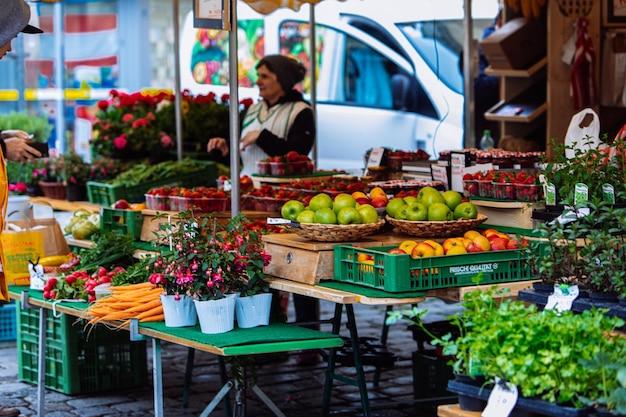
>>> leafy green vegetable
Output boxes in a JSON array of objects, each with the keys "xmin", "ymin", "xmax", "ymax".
[
  {"xmin": 111, "ymin": 257, "xmax": 151, "ymax": 286},
  {"xmin": 78, "ymin": 232, "xmax": 135, "ymax": 273},
  {"xmin": 109, "ymin": 158, "xmax": 207, "ymax": 187}
]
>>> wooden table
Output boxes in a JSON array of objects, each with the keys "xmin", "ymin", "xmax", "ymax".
[
  {"xmin": 30, "ymin": 197, "xmax": 100, "ymax": 213},
  {"xmin": 438, "ymin": 404, "xmax": 480, "ymax": 417},
  {"xmin": 267, "ymin": 277, "xmax": 426, "ymax": 417},
  {"xmin": 9, "ymin": 287, "xmax": 342, "ymax": 417}
]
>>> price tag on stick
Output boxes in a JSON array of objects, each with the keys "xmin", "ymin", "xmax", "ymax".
[
  {"xmin": 545, "ymin": 284, "xmax": 579, "ymax": 313},
  {"xmin": 482, "ymin": 379, "xmax": 518, "ymax": 417}
]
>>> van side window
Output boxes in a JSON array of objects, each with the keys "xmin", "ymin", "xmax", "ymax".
[
  {"xmin": 342, "ymin": 36, "xmax": 437, "ymax": 118},
  {"xmin": 191, "ymin": 20, "xmax": 264, "ymax": 87}
]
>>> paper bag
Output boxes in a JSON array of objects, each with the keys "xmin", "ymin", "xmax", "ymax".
[
  {"xmin": 7, "ymin": 218, "xmax": 70, "ymax": 257},
  {"xmin": 0, "ymin": 218, "xmax": 69, "ymax": 287},
  {"xmin": 0, "ymin": 229, "xmax": 46, "ymax": 286}
]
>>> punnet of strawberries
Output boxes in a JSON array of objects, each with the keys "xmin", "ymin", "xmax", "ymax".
[
  {"xmin": 259, "ymin": 151, "xmax": 314, "ymax": 176},
  {"xmin": 462, "ymin": 170, "xmax": 542, "ymax": 201}
]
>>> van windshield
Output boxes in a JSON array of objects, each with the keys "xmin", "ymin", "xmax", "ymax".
[{"xmin": 397, "ymin": 19, "xmax": 491, "ymax": 95}]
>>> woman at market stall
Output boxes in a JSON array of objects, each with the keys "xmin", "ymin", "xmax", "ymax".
[
  {"xmin": 206, "ymin": 54, "xmax": 315, "ymax": 176},
  {"xmin": 207, "ymin": 55, "xmax": 319, "ymax": 364},
  {"xmin": 0, "ymin": 2, "xmax": 43, "ymax": 415}
]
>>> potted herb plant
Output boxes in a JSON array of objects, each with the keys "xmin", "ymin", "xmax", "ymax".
[{"xmin": 38, "ymin": 156, "xmax": 66, "ymax": 200}]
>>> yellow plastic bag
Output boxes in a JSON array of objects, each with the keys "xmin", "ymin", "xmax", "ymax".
[{"xmin": 0, "ymin": 229, "xmax": 45, "ymax": 287}]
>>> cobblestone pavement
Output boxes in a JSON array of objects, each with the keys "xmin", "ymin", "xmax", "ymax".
[{"xmin": 0, "ymin": 300, "xmax": 453, "ymax": 416}]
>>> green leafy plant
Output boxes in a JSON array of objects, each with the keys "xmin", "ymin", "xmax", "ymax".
[
  {"xmin": 0, "ymin": 112, "xmax": 51, "ymax": 142},
  {"xmin": 389, "ymin": 288, "xmax": 626, "ymax": 407}
]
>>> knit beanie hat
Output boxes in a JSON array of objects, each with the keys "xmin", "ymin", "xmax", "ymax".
[
  {"xmin": 0, "ymin": 0, "xmax": 43, "ymax": 46},
  {"xmin": 256, "ymin": 55, "xmax": 306, "ymax": 92}
]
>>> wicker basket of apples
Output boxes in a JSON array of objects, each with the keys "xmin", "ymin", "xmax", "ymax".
[
  {"xmin": 280, "ymin": 192, "xmax": 386, "ymax": 242},
  {"xmin": 385, "ymin": 187, "xmax": 487, "ymax": 237}
]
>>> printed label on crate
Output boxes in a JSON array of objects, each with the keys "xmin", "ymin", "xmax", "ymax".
[
  {"xmin": 545, "ymin": 284, "xmax": 579, "ymax": 313},
  {"xmin": 448, "ymin": 263, "xmax": 499, "ymax": 276},
  {"xmin": 367, "ymin": 147, "xmax": 385, "ymax": 168},
  {"xmin": 482, "ymin": 378, "xmax": 518, "ymax": 417}
]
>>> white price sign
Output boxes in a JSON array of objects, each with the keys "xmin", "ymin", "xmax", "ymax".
[
  {"xmin": 367, "ymin": 147, "xmax": 385, "ymax": 168},
  {"xmin": 545, "ymin": 285, "xmax": 579, "ymax": 313},
  {"xmin": 482, "ymin": 379, "xmax": 518, "ymax": 417}
]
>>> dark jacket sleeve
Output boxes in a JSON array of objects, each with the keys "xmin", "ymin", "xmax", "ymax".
[{"xmin": 256, "ymin": 108, "xmax": 315, "ymax": 157}]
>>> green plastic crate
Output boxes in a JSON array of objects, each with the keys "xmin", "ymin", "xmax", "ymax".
[
  {"xmin": 333, "ymin": 245, "xmax": 532, "ymax": 293},
  {"xmin": 16, "ymin": 304, "xmax": 147, "ymax": 395},
  {"xmin": 100, "ymin": 207, "xmax": 144, "ymax": 240},
  {"xmin": 87, "ymin": 161, "xmax": 217, "ymax": 206}
]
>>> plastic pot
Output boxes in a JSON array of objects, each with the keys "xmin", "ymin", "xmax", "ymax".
[
  {"xmin": 161, "ymin": 294, "xmax": 197, "ymax": 328},
  {"xmin": 194, "ymin": 297, "xmax": 235, "ymax": 334},
  {"xmin": 235, "ymin": 293, "xmax": 272, "ymax": 329}
]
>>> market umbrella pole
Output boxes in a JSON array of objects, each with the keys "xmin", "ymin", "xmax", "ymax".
[
  {"xmin": 309, "ymin": 4, "xmax": 318, "ymax": 168},
  {"xmin": 54, "ymin": 2, "xmax": 66, "ymax": 154},
  {"xmin": 173, "ymin": 0, "xmax": 184, "ymax": 161},
  {"xmin": 463, "ymin": 0, "xmax": 475, "ymax": 148},
  {"xmin": 229, "ymin": 0, "xmax": 241, "ymax": 216}
]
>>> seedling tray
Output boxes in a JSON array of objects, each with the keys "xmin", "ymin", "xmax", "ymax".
[
  {"xmin": 448, "ymin": 379, "xmax": 592, "ymax": 417},
  {"xmin": 334, "ymin": 245, "xmax": 532, "ymax": 293},
  {"xmin": 518, "ymin": 289, "xmax": 626, "ymax": 320}
]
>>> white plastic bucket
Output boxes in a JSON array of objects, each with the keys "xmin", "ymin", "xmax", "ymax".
[
  {"xmin": 194, "ymin": 296, "xmax": 235, "ymax": 334},
  {"xmin": 161, "ymin": 294, "xmax": 197, "ymax": 327},
  {"xmin": 7, "ymin": 196, "xmax": 32, "ymax": 220},
  {"xmin": 235, "ymin": 293, "xmax": 272, "ymax": 329}
]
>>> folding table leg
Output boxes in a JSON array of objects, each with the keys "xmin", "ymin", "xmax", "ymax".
[
  {"xmin": 321, "ymin": 303, "xmax": 344, "ymax": 417},
  {"xmin": 346, "ymin": 304, "xmax": 371, "ymax": 417},
  {"xmin": 252, "ymin": 385, "xmax": 287, "ymax": 417},
  {"xmin": 153, "ymin": 339, "xmax": 164, "ymax": 417},
  {"xmin": 37, "ymin": 307, "xmax": 47, "ymax": 417},
  {"xmin": 373, "ymin": 305, "xmax": 393, "ymax": 387},
  {"xmin": 233, "ymin": 379, "xmax": 246, "ymax": 417},
  {"xmin": 218, "ymin": 357, "xmax": 233, "ymax": 417},
  {"xmin": 182, "ymin": 347, "xmax": 195, "ymax": 408}
]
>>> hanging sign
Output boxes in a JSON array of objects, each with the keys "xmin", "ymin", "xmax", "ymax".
[{"xmin": 193, "ymin": 0, "xmax": 230, "ymax": 30}]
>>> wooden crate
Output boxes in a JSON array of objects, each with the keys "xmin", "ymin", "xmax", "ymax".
[
  {"xmin": 140, "ymin": 210, "xmax": 277, "ymax": 242},
  {"xmin": 263, "ymin": 233, "xmax": 415, "ymax": 285},
  {"xmin": 470, "ymin": 199, "xmax": 540, "ymax": 230}
]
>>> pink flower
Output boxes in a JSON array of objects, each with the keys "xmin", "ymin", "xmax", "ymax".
[
  {"xmin": 149, "ymin": 273, "xmax": 164, "ymax": 285},
  {"xmin": 207, "ymin": 281, "xmax": 215, "ymax": 289},
  {"xmin": 175, "ymin": 271, "xmax": 194, "ymax": 286},
  {"xmin": 261, "ymin": 251, "xmax": 272, "ymax": 267},
  {"xmin": 113, "ymin": 134, "xmax": 127, "ymax": 150},
  {"xmin": 160, "ymin": 133, "xmax": 173, "ymax": 148},
  {"xmin": 146, "ymin": 112, "xmax": 156, "ymax": 121},
  {"xmin": 97, "ymin": 100, "xmax": 109, "ymax": 111},
  {"xmin": 122, "ymin": 113, "xmax": 134, "ymax": 123}
]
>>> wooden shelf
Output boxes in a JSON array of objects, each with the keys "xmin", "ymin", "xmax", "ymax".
[
  {"xmin": 485, "ymin": 57, "xmax": 547, "ymax": 78},
  {"xmin": 29, "ymin": 197, "xmax": 100, "ymax": 213},
  {"xmin": 438, "ymin": 404, "xmax": 480, "ymax": 417},
  {"xmin": 485, "ymin": 101, "xmax": 547, "ymax": 123}
]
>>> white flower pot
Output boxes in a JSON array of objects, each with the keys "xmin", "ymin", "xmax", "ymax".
[
  {"xmin": 235, "ymin": 293, "xmax": 272, "ymax": 329},
  {"xmin": 161, "ymin": 294, "xmax": 197, "ymax": 328},
  {"xmin": 194, "ymin": 297, "xmax": 235, "ymax": 334}
]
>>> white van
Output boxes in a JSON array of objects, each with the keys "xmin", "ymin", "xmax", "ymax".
[{"xmin": 180, "ymin": 0, "xmax": 498, "ymax": 169}]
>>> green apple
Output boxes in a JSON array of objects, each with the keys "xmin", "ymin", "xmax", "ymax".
[
  {"xmin": 281, "ymin": 200, "xmax": 304, "ymax": 221},
  {"xmin": 309, "ymin": 193, "xmax": 333, "ymax": 212},
  {"xmin": 394, "ymin": 206, "xmax": 409, "ymax": 220},
  {"xmin": 428, "ymin": 203, "xmax": 453, "ymax": 221},
  {"xmin": 296, "ymin": 210, "xmax": 315, "ymax": 224},
  {"xmin": 418, "ymin": 187, "xmax": 445, "ymax": 207},
  {"xmin": 357, "ymin": 204, "xmax": 379, "ymax": 224},
  {"xmin": 403, "ymin": 196, "xmax": 418, "ymax": 205},
  {"xmin": 454, "ymin": 202, "xmax": 478, "ymax": 220},
  {"xmin": 405, "ymin": 202, "xmax": 428, "ymax": 221},
  {"xmin": 314, "ymin": 207, "xmax": 337, "ymax": 224},
  {"xmin": 442, "ymin": 190, "xmax": 463, "ymax": 210},
  {"xmin": 333, "ymin": 194, "xmax": 356, "ymax": 214},
  {"xmin": 386, "ymin": 198, "xmax": 407, "ymax": 218},
  {"xmin": 337, "ymin": 207, "xmax": 363, "ymax": 225}
]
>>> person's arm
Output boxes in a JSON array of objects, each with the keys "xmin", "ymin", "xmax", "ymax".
[{"xmin": 256, "ymin": 108, "xmax": 315, "ymax": 157}]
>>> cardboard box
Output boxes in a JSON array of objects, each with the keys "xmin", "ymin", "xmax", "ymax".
[{"xmin": 480, "ymin": 17, "xmax": 546, "ymax": 70}]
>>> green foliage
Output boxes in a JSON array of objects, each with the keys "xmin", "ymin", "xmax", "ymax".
[
  {"xmin": 543, "ymin": 135, "xmax": 626, "ymax": 206},
  {"xmin": 388, "ymin": 288, "xmax": 626, "ymax": 407},
  {"xmin": 0, "ymin": 112, "xmax": 51, "ymax": 142},
  {"xmin": 111, "ymin": 257, "xmax": 151, "ymax": 286}
]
